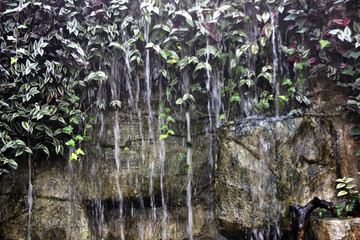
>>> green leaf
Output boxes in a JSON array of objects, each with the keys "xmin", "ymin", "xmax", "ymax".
[
  {"xmin": 24, "ymin": 147, "xmax": 32, "ymax": 154},
  {"xmin": 319, "ymin": 40, "xmax": 330, "ymax": 49},
  {"xmin": 69, "ymin": 94, "xmax": 80, "ymax": 104},
  {"xmin": 230, "ymin": 93, "xmax": 241, "ymax": 103},
  {"xmin": 9, "ymin": 160, "xmax": 18, "ymax": 169},
  {"xmin": 262, "ymin": 12, "xmax": 270, "ymax": 23},
  {"xmin": 11, "ymin": 57, "xmax": 17, "ymax": 65},
  {"xmin": 63, "ymin": 126, "xmax": 73, "ymax": 134},
  {"xmin": 166, "ymin": 116, "xmax": 176, "ymax": 123},
  {"xmin": 74, "ymin": 135, "xmax": 84, "ymax": 141},
  {"xmin": 13, "ymin": 140, "xmax": 26, "ymax": 148},
  {"xmin": 69, "ymin": 153, "xmax": 78, "ymax": 162},
  {"xmin": 65, "ymin": 139, "xmax": 76, "ymax": 147},
  {"xmin": 344, "ymin": 26, "xmax": 352, "ymax": 42},
  {"xmin": 337, "ymin": 190, "xmax": 348, "ymax": 197},
  {"xmin": 176, "ymin": 98, "xmax": 184, "ymax": 105},
  {"xmin": 345, "ymin": 178, "xmax": 354, "ymax": 183},
  {"xmin": 278, "ymin": 95, "xmax": 289, "ymax": 102},
  {"xmin": 75, "ymin": 148, "xmax": 85, "ymax": 155},
  {"xmin": 336, "ymin": 183, "xmax": 346, "ymax": 189},
  {"xmin": 70, "ymin": 116, "xmax": 79, "ymax": 124},
  {"xmin": 110, "ymin": 100, "xmax": 122, "ymax": 109},
  {"xmin": 342, "ymin": 66, "xmax": 356, "ymax": 76},
  {"xmin": 33, "ymin": 144, "xmax": 49, "ymax": 156},
  {"xmin": 160, "ymin": 125, "xmax": 168, "ymax": 131},
  {"xmin": 251, "ymin": 42, "xmax": 259, "ymax": 54},
  {"xmin": 159, "ymin": 112, "xmax": 166, "ymax": 119},
  {"xmin": 21, "ymin": 121, "xmax": 30, "ymax": 132},
  {"xmin": 346, "ymin": 184, "xmax": 356, "ymax": 189},
  {"xmin": 159, "ymin": 134, "xmax": 168, "ymax": 140}
]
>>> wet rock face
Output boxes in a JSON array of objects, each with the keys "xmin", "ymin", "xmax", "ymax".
[
  {"xmin": 0, "ymin": 108, "xmax": 219, "ymax": 239},
  {"xmin": 308, "ymin": 218, "xmax": 360, "ymax": 240},
  {"xmin": 215, "ymin": 116, "xmax": 358, "ymax": 238}
]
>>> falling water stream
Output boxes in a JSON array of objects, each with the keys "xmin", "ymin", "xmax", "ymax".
[
  {"xmin": 183, "ymin": 69, "xmax": 193, "ymax": 240},
  {"xmin": 158, "ymin": 81, "xmax": 168, "ymax": 240},
  {"xmin": 27, "ymin": 153, "xmax": 32, "ymax": 240},
  {"xmin": 271, "ymin": 10, "xmax": 280, "ymax": 119}
]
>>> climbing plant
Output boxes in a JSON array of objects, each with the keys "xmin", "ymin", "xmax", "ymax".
[
  {"xmin": 0, "ymin": 0, "xmax": 108, "ymax": 174},
  {"xmin": 283, "ymin": 0, "xmax": 360, "ymax": 115},
  {"xmin": 1, "ymin": 0, "xmax": 359, "ymax": 174}
]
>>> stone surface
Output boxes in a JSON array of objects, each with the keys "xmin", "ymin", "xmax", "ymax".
[
  {"xmin": 0, "ymin": 108, "xmax": 219, "ymax": 239},
  {"xmin": 215, "ymin": 116, "xmax": 358, "ymax": 238},
  {"xmin": 308, "ymin": 218, "xmax": 360, "ymax": 240}
]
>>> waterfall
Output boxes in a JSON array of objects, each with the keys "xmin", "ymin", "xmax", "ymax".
[
  {"xmin": 122, "ymin": 30, "xmax": 134, "ymax": 107},
  {"xmin": 271, "ymin": 10, "xmax": 280, "ymax": 118},
  {"xmin": 183, "ymin": 69, "xmax": 193, "ymax": 240},
  {"xmin": 110, "ymin": 55, "xmax": 125, "ymax": 239},
  {"xmin": 205, "ymin": 38, "xmax": 215, "ymax": 173},
  {"xmin": 158, "ymin": 80, "xmax": 168, "ymax": 240},
  {"xmin": 27, "ymin": 155, "xmax": 32, "ymax": 240},
  {"xmin": 143, "ymin": 21, "xmax": 157, "ymax": 225}
]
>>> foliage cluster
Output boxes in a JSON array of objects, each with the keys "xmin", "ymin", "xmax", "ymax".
[
  {"xmin": 0, "ymin": 0, "xmax": 108, "ymax": 174},
  {"xmin": 1, "ymin": 0, "xmax": 360, "ymax": 173},
  {"xmin": 335, "ymin": 174, "xmax": 360, "ymax": 217},
  {"xmin": 284, "ymin": 0, "xmax": 360, "ymax": 116}
]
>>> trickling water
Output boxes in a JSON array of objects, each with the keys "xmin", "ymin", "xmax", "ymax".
[
  {"xmin": 158, "ymin": 81, "xmax": 168, "ymax": 240},
  {"xmin": 114, "ymin": 109, "xmax": 125, "ymax": 240},
  {"xmin": 205, "ymin": 38, "xmax": 215, "ymax": 172},
  {"xmin": 144, "ymin": 22, "xmax": 153, "ymax": 123},
  {"xmin": 110, "ymin": 53, "xmax": 125, "ymax": 239},
  {"xmin": 27, "ymin": 155, "xmax": 32, "ymax": 240},
  {"xmin": 143, "ymin": 21, "xmax": 157, "ymax": 225},
  {"xmin": 271, "ymin": 10, "xmax": 280, "ymax": 118},
  {"xmin": 122, "ymin": 30, "xmax": 134, "ymax": 107},
  {"xmin": 183, "ymin": 69, "xmax": 193, "ymax": 240}
]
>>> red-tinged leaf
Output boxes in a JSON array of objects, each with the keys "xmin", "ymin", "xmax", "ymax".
[
  {"xmin": 339, "ymin": 63, "xmax": 347, "ymax": 68},
  {"xmin": 308, "ymin": 57, "xmax": 316, "ymax": 64},
  {"xmin": 46, "ymin": 95, "xmax": 52, "ymax": 104},
  {"xmin": 337, "ymin": 49, "xmax": 346, "ymax": 54},
  {"xmin": 202, "ymin": 22, "xmax": 214, "ymax": 30},
  {"xmin": 210, "ymin": 33, "xmax": 219, "ymax": 43},
  {"xmin": 356, "ymin": 68, "xmax": 360, "ymax": 73},
  {"xmin": 333, "ymin": 19, "xmax": 343, "ymax": 25},
  {"xmin": 343, "ymin": 16, "xmax": 350, "ymax": 26},
  {"xmin": 327, "ymin": 20, "xmax": 333, "ymax": 27},
  {"xmin": 262, "ymin": 23, "xmax": 272, "ymax": 39}
]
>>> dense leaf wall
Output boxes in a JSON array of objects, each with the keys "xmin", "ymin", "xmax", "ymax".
[{"xmin": 0, "ymin": 0, "xmax": 359, "ymax": 173}]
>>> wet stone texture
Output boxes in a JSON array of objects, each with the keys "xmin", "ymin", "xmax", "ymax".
[
  {"xmin": 0, "ymin": 108, "xmax": 221, "ymax": 240},
  {"xmin": 308, "ymin": 218, "xmax": 360, "ymax": 240},
  {"xmin": 215, "ymin": 116, "xmax": 358, "ymax": 238}
]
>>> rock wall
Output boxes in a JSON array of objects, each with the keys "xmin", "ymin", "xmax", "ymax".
[
  {"xmin": 308, "ymin": 218, "xmax": 360, "ymax": 240},
  {"xmin": 0, "ymin": 78, "xmax": 359, "ymax": 239},
  {"xmin": 215, "ymin": 116, "xmax": 358, "ymax": 238},
  {"xmin": 0, "ymin": 107, "xmax": 221, "ymax": 239}
]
